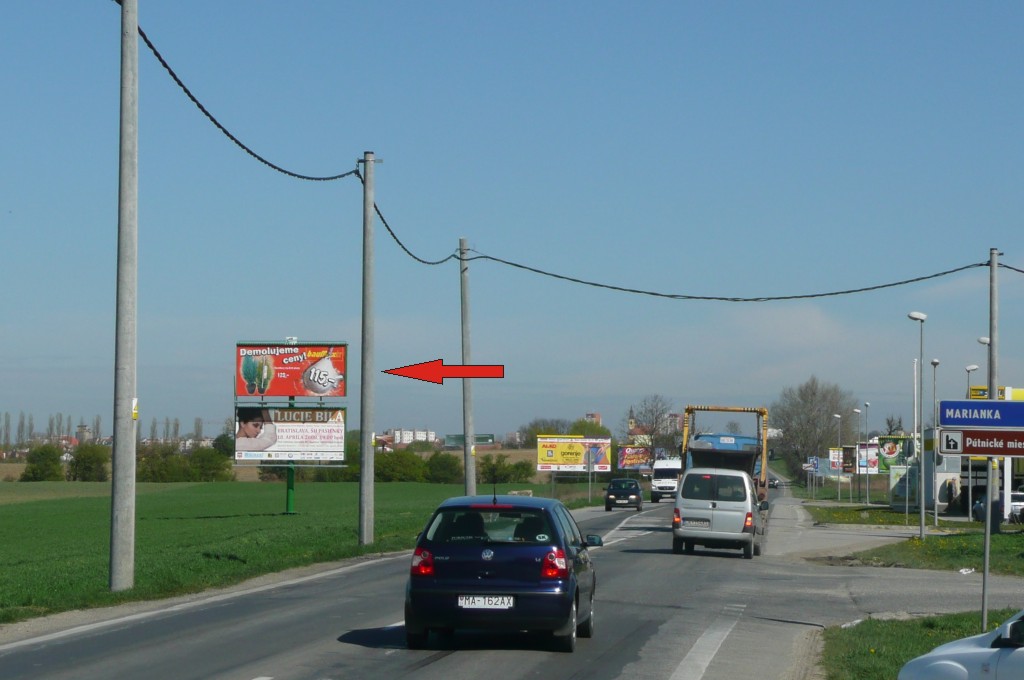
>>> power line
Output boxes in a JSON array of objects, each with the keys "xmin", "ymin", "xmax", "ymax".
[{"xmin": 127, "ymin": 6, "xmax": 1018, "ymax": 304}]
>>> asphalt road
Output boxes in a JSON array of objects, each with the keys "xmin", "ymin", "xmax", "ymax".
[{"xmin": 1, "ymin": 491, "xmax": 1021, "ymax": 680}]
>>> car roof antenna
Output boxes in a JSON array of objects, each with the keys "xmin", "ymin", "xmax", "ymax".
[{"xmin": 491, "ymin": 468, "xmax": 498, "ymax": 505}]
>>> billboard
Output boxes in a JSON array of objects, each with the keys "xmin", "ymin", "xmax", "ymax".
[
  {"xmin": 236, "ymin": 343, "xmax": 347, "ymax": 398},
  {"xmin": 235, "ymin": 407, "xmax": 346, "ymax": 461},
  {"xmin": 876, "ymin": 435, "xmax": 912, "ymax": 473},
  {"xmin": 537, "ymin": 436, "xmax": 611, "ymax": 472},
  {"xmin": 618, "ymin": 446, "xmax": 652, "ymax": 470}
]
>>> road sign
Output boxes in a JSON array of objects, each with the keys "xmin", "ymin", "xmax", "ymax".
[
  {"xmin": 938, "ymin": 429, "xmax": 1024, "ymax": 456},
  {"xmin": 939, "ymin": 400, "xmax": 1024, "ymax": 428}
]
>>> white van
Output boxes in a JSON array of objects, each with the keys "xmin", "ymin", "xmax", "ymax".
[
  {"xmin": 671, "ymin": 467, "xmax": 768, "ymax": 559},
  {"xmin": 650, "ymin": 458, "xmax": 683, "ymax": 503}
]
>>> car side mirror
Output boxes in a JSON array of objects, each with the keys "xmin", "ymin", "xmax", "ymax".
[
  {"xmin": 1007, "ymin": 620, "xmax": 1024, "ymax": 647},
  {"xmin": 759, "ymin": 501, "xmax": 770, "ymax": 511},
  {"xmin": 586, "ymin": 534, "xmax": 604, "ymax": 547}
]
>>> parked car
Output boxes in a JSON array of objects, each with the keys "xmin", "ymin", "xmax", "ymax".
[
  {"xmin": 767, "ymin": 478, "xmax": 779, "ymax": 489},
  {"xmin": 404, "ymin": 494, "xmax": 602, "ymax": 652},
  {"xmin": 672, "ymin": 467, "xmax": 768, "ymax": 559},
  {"xmin": 971, "ymin": 492, "xmax": 1024, "ymax": 522},
  {"xmin": 898, "ymin": 608, "xmax": 1024, "ymax": 679},
  {"xmin": 604, "ymin": 478, "xmax": 644, "ymax": 511}
]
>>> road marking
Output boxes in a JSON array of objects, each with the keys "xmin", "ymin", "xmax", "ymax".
[
  {"xmin": 600, "ymin": 514, "xmax": 655, "ymax": 546},
  {"xmin": 670, "ymin": 604, "xmax": 745, "ymax": 680}
]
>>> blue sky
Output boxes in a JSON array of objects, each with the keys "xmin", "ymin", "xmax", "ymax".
[{"xmin": 2, "ymin": 2, "xmax": 1021, "ymax": 442}]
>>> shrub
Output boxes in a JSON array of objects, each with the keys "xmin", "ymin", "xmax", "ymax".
[
  {"xmin": 425, "ymin": 452, "xmax": 463, "ymax": 484},
  {"xmin": 20, "ymin": 444, "xmax": 64, "ymax": 481},
  {"xmin": 189, "ymin": 447, "xmax": 234, "ymax": 482},
  {"xmin": 67, "ymin": 443, "xmax": 111, "ymax": 481},
  {"xmin": 376, "ymin": 450, "xmax": 427, "ymax": 482}
]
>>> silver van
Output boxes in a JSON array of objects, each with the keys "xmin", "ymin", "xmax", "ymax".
[{"xmin": 671, "ymin": 467, "xmax": 767, "ymax": 559}]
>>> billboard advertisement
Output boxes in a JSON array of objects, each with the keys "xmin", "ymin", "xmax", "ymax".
[
  {"xmin": 877, "ymin": 436, "xmax": 912, "ymax": 474},
  {"xmin": 537, "ymin": 436, "xmax": 611, "ymax": 472},
  {"xmin": 236, "ymin": 343, "xmax": 347, "ymax": 398},
  {"xmin": 617, "ymin": 446, "xmax": 652, "ymax": 470},
  {"xmin": 235, "ymin": 407, "xmax": 346, "ymax": 461},
  {"xmin": 857, "ymin": 443, "xmax": 880, "ymax": 474}
]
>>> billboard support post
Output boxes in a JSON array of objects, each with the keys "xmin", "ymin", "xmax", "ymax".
[{"xmin": 286, "ymin": 462, "xmax": 296, "ymax": 514}]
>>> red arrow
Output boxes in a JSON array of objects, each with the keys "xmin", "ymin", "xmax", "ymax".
[{"xmin": 383, "ymin": 359, "xmax": 505, "ymax": 385}]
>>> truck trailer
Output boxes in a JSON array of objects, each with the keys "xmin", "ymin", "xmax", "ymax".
[{"xmin": 679, "ymin": 405, "xmax": 770, "ymax": 502}]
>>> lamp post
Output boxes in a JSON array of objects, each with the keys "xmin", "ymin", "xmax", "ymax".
[
  {"xmin": 964, "ymin": 364, "xmax": 978, "ymax": 518},
  {"xmin": 853, "ymin": 407, "xmax": 862, "ymax": 502},
  {"xmin": 931, "ymin": 358, "xmax": 940, "ymax": 527},
  {"xmin": 833, "ymin": 413, "xmax": 841, "ymax": 499},
  {"xmin": 978, "ymin": 337, "xmax": 991, "ymax": 397},
  {"xmin": 908, "ymin": 311, "xmax": 927, "ymax": 541},
  {"xmin": 864, "ymin": 401, "xmax": 871, "ymax": 503},
  {"xmin": 965, "ymin": 364, "xmax": 979, "ymax": 398}
]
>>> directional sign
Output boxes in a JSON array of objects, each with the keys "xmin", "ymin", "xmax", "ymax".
[
  {"xmin": 938, "ymin": 429, "xmax": 1024, "ymax": 456},
  {"xmin": 939, "ymin": 400, "xmax": 1024, "ymax": 428}
]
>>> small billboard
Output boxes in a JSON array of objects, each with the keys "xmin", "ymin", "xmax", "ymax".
[
  {"xmin": 537, "ymin": 436, "xmax": 611, "ymax": 472},
  {"xmin": 235, "ymin": 407, "xmax": 346, "ymax": 461},
  {"xmin": 236, "ymin": 342, "xmax": 347, "ymax": 398}
]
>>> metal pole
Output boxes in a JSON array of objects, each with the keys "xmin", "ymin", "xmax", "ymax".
[
  {"xmin": 865, "ymin": 402, "xmax": 871, "ymax": 504},
  {"xmin": 359, "ymin": 151, "xmax": 376, "ymax": 545},
  {"xmin": 110, "ymin": 0, "xmax": 139, "ymax": 593},
  {"xmin": 932, "ymin": 359, "xmax": 939, "ymax": 527},
  {"xmin": 982, "ymin": 247, "xmax": 999, "ymax": 631},
  {"xmin": 919, "ymin": 325, "xmax": 926, "ymax": 540},
  {"xmin": 460, "ymin": 238, "xmax": 476, "ymax": 496}
]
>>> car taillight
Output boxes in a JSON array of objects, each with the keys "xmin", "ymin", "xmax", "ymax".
[
  {"xmin": 411, "ymin": 546, "xmax": 434, "ymax": 576},
  {"xmin": 673, "ymin": 508, "xmax": 681, "ymax": 526},
  {"xmin": 541, "ymin": 548, "xmax": 569, "ymax": 579},
  {"xmin": 743, "ymin": 512, "xmax": 754, "ymax": 532}
]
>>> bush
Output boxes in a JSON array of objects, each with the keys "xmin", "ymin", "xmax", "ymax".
[
  {"xmin": 67, "ymin": 444, "xmax": 110, "ymax": 481},
  {"xmin": 476, "ymin": 454, "xmax": 533, "ymax": 484},
  {"xmin": 376, "ymin": 450, "xmax": 427, "ymax": 482},
  {"xmin": 189, "ymin": 447, "xmax": 233, "ymax": 482},
  {"xmin": 426, "ymin": 452, "xmax": 463, "ymax": 484},
  {"xmin": 20, "ymin": 444, "xmax": 64, "ymax": 481}
]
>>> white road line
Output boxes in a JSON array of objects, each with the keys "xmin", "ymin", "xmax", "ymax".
[{"xmin": 670, "ymin": 604, "xmax": 746, "ymax": 680}]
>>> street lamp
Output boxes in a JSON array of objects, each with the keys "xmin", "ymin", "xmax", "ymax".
[
  {"xmin": 908, "ymin": 311, "xmax": 927, "ymax": 541},
  {"xmin": 931, "ymin": 358, "xmax": 940, "ymax": 527},
  {"xmin": 853, "ymin": 408, "xmax": 862, "ymax": 502},
  {"xmin": 965, "ymin": 364, "xmax": 979, "ymax": 398},
  {"xmin": 833, "ymin": 413, "xmax": 842, "ymax": 500},
  {"xmin": 864, "ymin": 402, "xmax": 871, "ymax": 503},
  {"xmin": 978, "ymin": 337, "xmax": 991, "ymax": 398}
]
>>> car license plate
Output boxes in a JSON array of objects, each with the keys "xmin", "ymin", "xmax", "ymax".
[
  {"xmin": 616, "ymin": 499, "xmax": 627, "ymax": 504},
  {"xmin": 458, "ymin": 595, "xmax": 514, "ymax": 609},
  {"xmin": 684, "ymin": 519, "xmax": 710, "ymax": 528}
]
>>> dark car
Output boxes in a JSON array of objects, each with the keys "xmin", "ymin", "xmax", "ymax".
[
  {"xmin": 404, "ymin": 495, "xmax": 603, "ymax": 652},
  {"xmin": 604, "ymin": 478, "xmax": 643, "ymax": 511},
  {"xmin": 767, "ymin": 478, "xmax": 779, "ymax": 489}
]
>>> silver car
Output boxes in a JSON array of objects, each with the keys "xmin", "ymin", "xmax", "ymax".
[{"xmin": 671, "ymin": 467, "xmax": 768, "ymax": 559}]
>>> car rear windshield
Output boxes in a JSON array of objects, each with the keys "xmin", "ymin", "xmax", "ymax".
[
  {"xmin": 681, "ymin": 473, "xmax": 746, "ymax": 501},
  {"xmin": 423, "ymin": 508, "xmax": 555, "ymax": 545}
]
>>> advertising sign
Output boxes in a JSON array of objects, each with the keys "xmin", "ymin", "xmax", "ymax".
[
  {"xmin": 235, "ymin": 407, "xmax": 346, "ymax": 460},
  {"xmin": 236, "ymin": 343, "xmax": 347, "ymax": 398},
  {"xmin": 537, "ymin": 436, "xmax": 611, "ymax": 472},
  {"xmin": 876, "ymin": 436, "xmax": 912, "ymax": 473},
  {"xmin": 618, "ymin": 446, "xmax": 652, "ymax": 470},
  {"xmin": 828, "ymin": 448, "xmax": 842, "ymax": 471},
  {"xmin": 857, "ymin": 443, "xmax": 880, "ymax": 475}
]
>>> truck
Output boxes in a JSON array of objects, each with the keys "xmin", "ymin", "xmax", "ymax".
[
  {"xmin": 679, "ymin": 405, "xmax": 770, "ymax": 502},
  {"xmin": 650, "ymin": 458, "xmax": 683, "ymax": 502}
]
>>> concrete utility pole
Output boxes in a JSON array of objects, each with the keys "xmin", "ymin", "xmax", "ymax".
[
  {"xmin": 110, "ymin": 0, "xmax": 139, "ymax": 593},
  {"xmin": 982, "ymin": 246, "xmax": 1000, "ymax": 630},
  {"xmin": 359, "ymin": 152, "xmax": 376, "ymax": 545},
  {"xmin": 460, "ymin": 238, "xmax": 477, "ymax": 495}
]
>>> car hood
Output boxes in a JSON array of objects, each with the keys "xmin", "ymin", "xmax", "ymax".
[{"xmin": 898, "ymin": 629, "xmax": 1001, "ymax": 679}]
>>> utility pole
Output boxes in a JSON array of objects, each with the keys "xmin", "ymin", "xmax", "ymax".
[
  {"xmin": 359, "ymin": 152, "xmax": 376, "ymax": 545},
  {"xmin": 460, "ymin": 238, "xmax": 476, "ymax": 495},
  {"xmin": 110, "ymin": 0, "xmax": 139, "ymax": 593},
  {"xmin": 982, "ymin": 247, "xmax": 1000, "ymax": 630}
]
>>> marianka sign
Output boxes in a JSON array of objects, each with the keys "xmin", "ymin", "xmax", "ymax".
[{"xmin": 938, "ymin": 400, "xmax": 1024, "ymax": 428}]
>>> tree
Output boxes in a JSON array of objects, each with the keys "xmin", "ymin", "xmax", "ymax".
[
  {"xmin": 376, "ymin": 449, "xmax": 427, "ymax": 482},
  {"xmin": 770, "ymin": 376, "xmax": 858, "ymax": 476},
  {"xmin": 627, "ymin": 395, "xmax": 677, "ymax": 452},
  {"xmin": 569, "ymin": 418, "xmax": 612, "ymax": 439},
  {"xmin": 476, "ymin": 454, "xmax": 533, "ymax": 484},
  {"xmin": 426, "ymin": 452, "xmax": 463, "ymax": 483},
  {"xmin": 518, "ymin": 418, "xmax": 571, "ymax": 450},
  {"xmin": 212, "ymin": 433, "xmax": 234, "ymax": 457},
  {"xmin": 885, "ymin": 415, "xmax": 905, "ymax": 435},
  {"xmin": 725, "ymin": 420, "xmax": 742, "ymax": 435},
  {"xmin": 20, "ymin": 444, "xmax": 64, "ymax": 481},
  {"xmin": 67, "ymin": 443, "xmax": 110, "ymax": 481},
  {"xmin": 189, "ymin": 447, "xmax": 233, "ymax": 481}
]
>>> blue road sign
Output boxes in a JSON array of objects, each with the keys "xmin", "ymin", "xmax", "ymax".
[{"xmin": 939, "ymin": 400, "xmax": 1024, "ymax": 428}]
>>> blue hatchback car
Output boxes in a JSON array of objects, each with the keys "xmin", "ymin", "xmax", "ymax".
[{"xmin": 404, "ymin": 495, "xmax": 603, "ymax": 652}]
